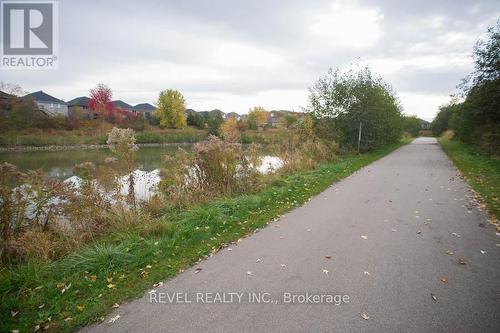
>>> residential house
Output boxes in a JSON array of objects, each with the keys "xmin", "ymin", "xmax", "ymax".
[
  {"xmin": 25, "ymin": 91, "xmax": 68, "ymax": 116},
  {"xmin": 225, "ymin": 112, "xmax": 241, "ymax": 121},
  {"xmin": 0, "ymin": 90, "xmax": 15, "ymax": 109},
  {"xmin": 67, "ymin": 96, "xmax": 92, "ymax": 118},
  {"xmin": 419, "ymin": 119, "xmax": 431, "ymax": 130},
  {"xmin": 133, "ymin": 103, "xmax": 156, "ymax": 117},
  {"xmin": 112, "ymin": 100, "xmax": 134, "ymax": 112}
]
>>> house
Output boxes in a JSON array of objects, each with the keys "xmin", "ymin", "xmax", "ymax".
[
  {"xmin": 133, "ymin": 103, "xmax": 156, "ymax": 117},
  {"xmin": 419, "ymin": 118, "xmax": 431, "ymax": 130},
  {"xmin": 112, "ymin": 100, "xmax": 134, "ymax": 112},
  {"xmin": 267, "ymin": 112, "xmax": 280, "ymax": 127},
  {"xmin": 24, "ymin": 91, "xmax": 68, "ymax": 116},
  {"xmin": 0, "ymin": 90, "xmax": 15, "ymax": 109},
  {"xmin": 225, "ymin": 112, "xmax": 241, "ymax": 121},
  {"xmin": 67, "ymin": 96, "xmax": 91, "ymax": 118}
]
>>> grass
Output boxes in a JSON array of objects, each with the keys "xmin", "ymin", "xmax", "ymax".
[
  {"xmin": 0, "ymin": 138, "xmax": 411, "ymax": 333},
  {"xmin": 438, "ymin": 138, "xmax": 500, "ymax": 219},
  {"xmin": 0, "ymin": 128, "xmax": 297, "ymax": 147}
]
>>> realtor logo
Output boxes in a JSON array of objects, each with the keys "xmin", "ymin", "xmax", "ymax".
[{"xmin": 1, "ymin": 0, "xmax": 58, "ymax": 69}]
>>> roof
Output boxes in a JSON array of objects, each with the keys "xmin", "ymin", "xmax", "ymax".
[
  {"xmin": 0, "ymin": 90, "xmax": 15, "ymax": 99},
  {"xmin": 133, "ymin": 103, "xmax": 156, "ymax": 112},
  {"xmin": 67, "ymin": 96, "xmax": 89, "ymax": 107},
  {"xmin": 112, "ymin": 100, "xmax": 133, "ymax": 109},
  {"xmin": 25, "ymin": 90, "xmax": 67, "ymax": 104}
]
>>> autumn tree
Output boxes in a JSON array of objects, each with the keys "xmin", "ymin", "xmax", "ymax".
[
  {"xmin": 247, "ymin": 106, "xmax": 268, "ymax": 130},
  {"xmin": 220, "ymin": 117, "xmax": 240, "ymax": 142},
  {"xmin": 299, "ymin": 114, "xmax": 314, "ymax": 140},
  {"xmin": 156, "ymin": 89, "xmax": 187, "ymax": 128},
  {"xmin": 89, "ymin": 83, "xmax": 113, "ymax": 116}
]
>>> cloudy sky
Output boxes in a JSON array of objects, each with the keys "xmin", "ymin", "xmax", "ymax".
[{"xmin": 2, "ymin": 0, "xmax": 499, "ymax": 120}]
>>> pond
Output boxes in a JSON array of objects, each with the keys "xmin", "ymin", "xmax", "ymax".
[
  {"xmin": 0, "ymin": 145, "xmax": 283, "ymax": 201},
  {"xmin": 0, "ymin": 146, "xmax": 186, "ymax": 180}
]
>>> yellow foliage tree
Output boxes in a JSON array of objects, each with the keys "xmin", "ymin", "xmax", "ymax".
[
  {"xmin": 300, "ymin": 114, "xmax": 314, "ymax": 140},
  {"xmin": 220, "ymin": 117, "xmax": 240, "ymax": 142},
  {"xmin": 248, "ymin": 106, "xmax": 268, "ymax": 130},
  {"xmin": 156, "ymin": 89, "xmax": 187, "ymax": 128}
]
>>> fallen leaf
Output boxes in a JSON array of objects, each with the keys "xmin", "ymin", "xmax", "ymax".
[
  {"xmin": 246, "ymin": 271, "xmax": 253, "ymax": 276},
  {"xmin": 361, "ymin": 313, "xmax": 370, "ymax": 320},
  {"xmin": 64, "ymin": 317, "xmax": 72, "ymax": 322},
  {"xmin": 457, "ymin": 257, "xmax": 467, "ymax": 265},
  {"xmin": 34, "ymin": 325, "xmax": 40, "ymax": 332},
  {"xmin": 361, "ymin": 235, "xmax": 368, "ymax": 240},
  {"xmin": 391, "ymin": 229, "xmax": 397, "ymax": 232},
  {"xmin": 364, "ymin": 271, "xmax": 370, "ymax": 275},
  {"xmin": 446, "ymin": 251, "xmax": 454, "ymax": 255},
  {"xmin": 451, "ymin": 232, "xmax": 461, "ymax": 238},
  {"xmin": 480, "ymin": 250, "xmax": 487, "ymax": 254},
  {"xmin": 11, "ymin": 311, "xmax": 18, "ymax": 317},
  {"xmin": 108, "ymin": 315, "xmax": 120, "ymax": 323},
  {"xmin": 194, "ymin": 268, "xmax": 202, "ymax": 274},
  {"xmin": 38, "ymin": 304, "xmax": 45, "ymax": 309},
  {"xmin": 153, "ymin": 282, "xmax": 163, "ymax": 287},
  {"xmin": 325, "ymin": 256, "xmax": 332, "ymax": 259},
  {"xmin": 90, "ymin": 275, "xmax": 97, "ymax": 282},
  {"xmin": 107, "ymin": 283, "xmax": 116, "ymax": 289},
  {"xmin": 112, "ymin": 303, "xmax": 120, "ymax": 308},
  {"xmin": 431, "ymin": 293, "xmax": 437, "ymax": 301},
  {"xmin": 417, "ymin": 230, "xmax": 422, "ymax": 235},
  {"xmin": 323, "ymin": 269, "xmax": 329, "ymax": 275},
  {"xmin": 227, "ymin": 248, "xmax": 233, "ymax": 251},
  {"xmin": 440, "ymin": 277, "xmax": 448, "ymax": 283},
  {"xmin": 279, "ymin": 236, "xmax": 284, "ymax": 239},
  {"xmin": 76, "ymin": 305, "xmax": 85, "ymax": 312},
  {"xmin": 281, "ymin": 264, "xmax": 286, "ymax": 268},
  {"xmin": 256, "ymin": 258, "xmax": 262, "ymax": 263}
]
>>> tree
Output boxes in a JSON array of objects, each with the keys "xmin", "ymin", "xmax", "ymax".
[
  {"xmin": 0, "ymin": 81, "xmax": 26, "ymax": 96},
  {"xmin": 208, "ymin": 112, "xmax": 224, "ymax": 136},
  {"xmin": 89, "ymin": 83, "xmax": 113, "ymax": 116},
  {"xmin": 431, "ymin": 103, "xmax": 458, "ymax": 136},
  {"xmin": 280, "ymin": 113, "xmax": 297, "ymax": 128},
  {"xmin": 401, "ymin": 115, "xmax": 421, "ymax": 137},
  {"xmin": 156, "ymin": 89, "xmax": 187, "ymax": 128},
  {"xmin": 307, "ymin": 65, "xmax": 403, "ymax": 151},
  {"xmin": 220, "ymin": 117, "xmax": 240, "ymax": 142},
  {"xmin": 449, "ymin": 21, "xmax": 500, "ymax": 154},
  {"xmin": 299, "ymin": 114, "xmax": 314, "ymax": 140},
  {"xmin": 460, "ymin": 20, "xmax": 499, "ymax": 93},
  {"xmin": 247, "ymin": 106, "xmax": 268, "ymax": 130}
]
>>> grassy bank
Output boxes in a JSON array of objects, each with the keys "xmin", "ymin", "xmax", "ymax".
[
  {"xmin": 0, "ymin": 139, "xmax": 410, "ymax": 333},
  {"xmin": 0, "ymin": 128, "xmax": 209, "ymax": 147},
  {"xmin": 438, "ymin": 138, "xmax": 499, "ymax": 220},
  {"xmin": 0, "ymin": 128, "xmax": 290, "ymax": 148}
]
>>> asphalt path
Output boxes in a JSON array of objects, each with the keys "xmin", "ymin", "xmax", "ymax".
[{"xmin": 82, "ymin": 137, "xmax": 500, "ymax": 333}]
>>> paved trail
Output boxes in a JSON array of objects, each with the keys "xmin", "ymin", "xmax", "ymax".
[{"xmin": 83, "ymin": 137, "xmax": 500, "ymax": 333}]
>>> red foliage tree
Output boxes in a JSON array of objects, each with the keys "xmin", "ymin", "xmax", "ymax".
[{"xmin": 88, "ymin": 83, "xmax": 113, "ymax": 117}]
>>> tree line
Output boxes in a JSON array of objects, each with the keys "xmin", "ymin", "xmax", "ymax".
[{"xmin": 431, "ymin": 21, "xmax": 499, "ymax": 155}]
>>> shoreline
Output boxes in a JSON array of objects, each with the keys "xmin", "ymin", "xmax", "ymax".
[{"xmin": 0, "ymin": 142, "xmax": 194, "ymax": 153}]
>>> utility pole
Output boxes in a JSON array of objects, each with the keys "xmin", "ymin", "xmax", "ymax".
[{"xmin": 357, "ymin": 121, "xmax": 362, "ymax": 154}]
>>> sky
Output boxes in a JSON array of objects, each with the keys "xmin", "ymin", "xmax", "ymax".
[{"xmin": 2, "ymin": 0, "xmax": 499, "ymax": 121}]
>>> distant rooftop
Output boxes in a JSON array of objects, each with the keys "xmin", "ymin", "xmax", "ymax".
[
  {"xmin": 133, "ymin": 103, "xmax": 156, "ymax": 112},
  {"xmin": 25, "ymin": 91, "xmax": 66, "ymax": 104},
  {"xmin": 67, "ymin": 96, "xmax": 90, "ymax": 107},
  {"xmin": 112, "ymin": 100, "xmax": 133, "ymax": 109}
]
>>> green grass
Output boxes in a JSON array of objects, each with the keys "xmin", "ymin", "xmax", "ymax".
[
  {"xmin": 438, "ymin": 138, "xmax": 500, "ymax": 219},
  {"xmin": 0, "ymin": 139, "xmax": 410, "ymax": 333}
]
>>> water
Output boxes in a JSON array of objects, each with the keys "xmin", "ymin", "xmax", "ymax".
[
  {"xmin": 0, "ymin": 146, "xmax": 184, "ymax": 180},
  {"xmin": 0, "ymin": 146, "xmax": 284, "ymax": 200}
]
